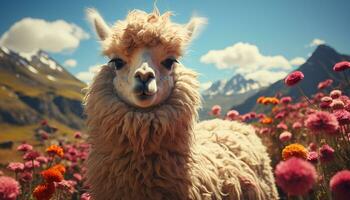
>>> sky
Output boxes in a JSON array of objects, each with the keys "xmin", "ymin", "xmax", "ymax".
[{"xmin": 0, "ymin": 0, "xmax": 350, "ymax": 90}]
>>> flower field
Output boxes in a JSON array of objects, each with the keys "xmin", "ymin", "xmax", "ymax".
[{"xmin": 1, "ymin": 61, "xmax": 350, "ymax": 200}]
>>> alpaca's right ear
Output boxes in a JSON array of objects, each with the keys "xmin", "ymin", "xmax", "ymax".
[{"xmin": 86, "ymin": 8, "xmax": 111, "ymax": 41}]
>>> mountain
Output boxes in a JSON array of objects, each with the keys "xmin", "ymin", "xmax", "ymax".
[
  {"xmin": 232, "ymin": 45, "xmax": 350, "ymax": 114},
  {"xmin": 200, "ymin": 74, "xmax": 262, "ymax": 119},
  {"xmin": 0, "ymin": 46, "xmax": 86, "ymax": 130}
]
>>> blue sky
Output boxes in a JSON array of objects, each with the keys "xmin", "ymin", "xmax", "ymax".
[{"xmin": 1, "ymin": 0, "xmax": 350, "ymax": 89}]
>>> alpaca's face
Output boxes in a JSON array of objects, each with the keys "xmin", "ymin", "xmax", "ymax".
[
  {"xmin": 87, "ymin": 8, "xmax": 206, "ymax": 108},
  {"xmin": 110, "ymin": 46, "xmax": 176, "ymax": 108}
]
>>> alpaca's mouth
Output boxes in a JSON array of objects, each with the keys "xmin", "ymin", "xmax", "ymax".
[{"xmin": 137, "ymin": 92, "xmax": 155, "ymax": 101}]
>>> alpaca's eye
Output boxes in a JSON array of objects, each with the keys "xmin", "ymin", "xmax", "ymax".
[
  {"xmin": 161, "ymin": 58, "xmax": 178, "ymax": 70},
  {"xmin": 109, "ymin": 58, "xmax": 126, "ymax": 70}
]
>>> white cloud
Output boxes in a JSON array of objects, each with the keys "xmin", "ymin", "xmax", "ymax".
[
  {"xmin": 200, "ymin": 42, "xmax": 304, "ymax": 85},
  {"xmin": 309, "ymin": 38, "xmax": 326, "ymax": 47},
  {"xmin": 63, "ymin": 59, "xmax": 77, "ymax": 68},
  {"xmin": 200, "ymin": 42, "xmax": 292, "ymax": 73},
  {"xmin": 0, "ymin": 18, "xmax": 89, "ymax": 53},
  {"xmin": 200, "ymin": 81, "xmax": 212, "ymax": 91},
  {"xmin": 75, "ymin": 64, "xmax": 102, "ymax": 83},
  {"xmin": 245, "ymin": 70, "xmax": 287, "ymax": 86},
  {"xmin": 289, "ymin": 57, "xmax": 306, "ymax": 66}
]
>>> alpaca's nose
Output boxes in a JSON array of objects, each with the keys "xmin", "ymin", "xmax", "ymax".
[{"xmin": 134, "ymin": 63, "xmax": 155, "ymax": 83}]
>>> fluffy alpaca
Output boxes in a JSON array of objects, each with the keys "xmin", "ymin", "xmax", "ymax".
[{"xmin": 84, "ymin": 8, "xmax": 278, "ymax": 200}]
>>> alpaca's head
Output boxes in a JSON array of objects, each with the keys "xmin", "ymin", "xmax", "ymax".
[{"xmin": 87, "ymin": 8, "xmax": 206, "ymax": 108}]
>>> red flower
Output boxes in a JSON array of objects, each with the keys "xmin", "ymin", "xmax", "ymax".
[
  {"xmin": 275, "ymin": 158, "xmax": 317, "ymax": 196},
  {"xmin": 330, "ymin": 170, "xmax": 350, "ymax": 200},
  {"xmin": 33, "ymin": 183, "xmax": 55, "ymax": 200},
  {"xmin": 41, "ymin": 169, "xmax": 63, "ymax": 183},
  {"xmin": 284, "ymin": 71, "xmax": 304, "ymax": 86},
  {"xmin": 333, "ymin": 61, "xmax": 350, "ymax": 72}
]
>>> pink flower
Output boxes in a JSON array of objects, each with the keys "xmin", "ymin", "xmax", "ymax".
[
  {"xmin": 81, "ymin": 192, "xmax": 91, "ymax": 200},
  {"xmin": 319, "ymin": 144, "xmax": 335, "ymax": 163},
  {"xmin": 330, "ymin": 90, "xmax": 342, "ymax": 99},
  {"xmin": 292, "ymin": 122, "xmax": 302, "ymax": 129},
  {"xmin": 24, "ymin": 160, "xmax": 40, "ymax": 169},
  {"xmin": 280, "ymin": 96, "xmax": 292, "ymax": 104},
  {"xmin": 226, "ymin": 110, "xmax": 239, "ymax": 120},
  {"xmin": 40, "ymin": 131, "xmax": 49, "ymax": 140},
  {"xmin": 333, "ymin": 61, "xmax": 350, "ymax": 72},
  {"xmin": 333, "ymin": 109, "xmax": 350, "ymax": 125},
  {"xmin": 16, "ymin": 144, "xmax": 32, "ymax": 152},
  {"xmin": 73, "ymin": 173, "xmax": 82, "ymax": 182},
  {"xmin": 0, "ymin": 171, "xmax": 3, "ymax": 176},
  {"xmin": 7, "ymin": 163, "xmax": 24, "ymax": 173},
  {"xmin": 330, "ymin": 170, "xmax": 350, "ymax": 200},
  {"xmin": 321, "ymin": 96, "xmax": 333, "ymax": 104},
  {"xmin": 0, "ymin": 176, "xmax": 20, "ymax": 200},
  {"xmin": 331, "ymin": 100, "xmax": 345, "ymax": 110},
  {"xmin": 284, "ymin": 71, "xmax": 304, "ymax": 86},
  {"xmin": 279, "ymin": 131, "xmax": 292, "ymax": 142},
  {"xmin": 305, "ymin": 111, "xmax": 339, "ymax": 134},
  {"xmin": 56, "ymin": 180, "xmax": 76, "ymax": 194},
  {"xmin": 275, "ymin": 157, "xmax": 317, "ymax": 196},
  {"xmin": 211, "ymin": 105, "xmax": 221, "ymax": 116},
  {"xmin": 307, "ymin": 151, "xmax": 319, "ymax": 164},
  {"xmin": 318, "ymin": 79, "xmax": 333, "ymax": 90},
  {"xmin": 23, "ymin": 151, "xmax": 40, "ymax": 161},
  {"xmin": 36, "ymin": 156, "xmax": 48, "ymax": 164},
  {"xmin": 277, "ymin": 122, "xmax": 288, "ymax": 130}
]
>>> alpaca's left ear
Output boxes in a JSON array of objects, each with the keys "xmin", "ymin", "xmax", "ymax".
[
  {"xmin": 86, "ymin": 8, "xmax": 111, "ymax": 41},
  {"xmin": 185, "ymin": 17, "xmax": 207, "ymax": 41}
]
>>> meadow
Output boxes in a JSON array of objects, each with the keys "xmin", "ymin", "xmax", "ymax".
[{"xmin": 0, "ymin": 61, "xmax": 350, "ymax": 200}]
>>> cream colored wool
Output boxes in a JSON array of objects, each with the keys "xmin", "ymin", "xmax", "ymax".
[{"xmin": 84, "ymin": 8, "xmax": 278, "ymax": 200}]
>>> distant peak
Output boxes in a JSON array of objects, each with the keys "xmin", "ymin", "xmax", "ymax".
[{"xmin": 313, "ymin": 44, "xmax": 337, "ymax": 55}]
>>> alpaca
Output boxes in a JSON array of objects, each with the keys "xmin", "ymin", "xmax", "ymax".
[{"xmin": 84, "ymin": 8, "xmax": 278, "ymax": 200}]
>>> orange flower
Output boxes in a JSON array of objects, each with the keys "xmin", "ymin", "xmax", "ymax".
[
  {"xmin": 41, "ymin": 168, "xmax": 63, "ymax": 183},
  {"xmin": 257, "ymin": 96, "xmax": 265, "ymax": 104},
  {"xmin": 33, "ymin": 183, "xmax": 55, "ymax": 200},
  {"xmin": 261, "ymin": 117, "xmax": 273, "ymax": 124},
  {"xmin": 46, "ymin": 145, "xmax": 64, "ymax": 157},
  {"xmin": 51, "ymin": 164, "xmax": 66, "ymax": 175},
  {"xmin": 270, "ymin": 97, "xmax": 280, "ymax": 105},
  {"xmin": 282, "ymin": 143, "xmax": 308, "ymax": 161}
]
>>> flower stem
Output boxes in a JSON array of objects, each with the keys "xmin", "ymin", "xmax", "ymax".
[{"xmin": 296, "ymin": 85, "xmax": 317, "ymax": 109}]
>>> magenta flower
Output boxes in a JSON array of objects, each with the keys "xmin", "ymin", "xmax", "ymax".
[
  {"xmin": 23, "ymin": 151, "xmax": 40, "ymax": 161},
  {"xmin": 279, "ymin": 131, "xmax": 292, "ymax": 142},
  {"xmin": 211, "ymin": 105, "xmax": 221, "ymax": 116},
  {"xmin": 275, "ymin": 157, "xmax": 317, "ymax": 196},
  {"xmin": 280, "ymin": 96, "xmax": 292, "ymax": 104},
  {"xmin": 226, "ymin": 110, "xmax": 239, "ymax": 120},
  {"xmin": 318, "ymin": 79, "xmax": 333, "ymax": 90},
  {"xmin": 333, "ymin": 109, "xmax": 350, "ymax": 125},
  {"xmin": 319, "ymin": 144, "xmax": 335, "ymax": 163},
  {"xmin": 7, "ymin": 162, "xmax": 24, "ymax": 173},
  {"xmin": 307, "ymin": 151, "xmax": 319, "ymax": 164},
  {"xmin": 333, "ymin": 61, "xmax": 350, "ymax": 72},
  {"xmin": 277, "ymin": 122, "xmax": 288, "ymax": 130},
  {"xmin": 0, "ymin": 176, "xmax": 20, "ymax": 200},
  {"xmin": 74, "ymin": 131, "xmax": 82, "ymax": 139},
  {"xmin": 284, "ymin": 71, "xmax": 304, "ymax": 86},
  {"xmin": 330, "ymin": 170, "xmax": 350, "ymax": 200},
  {"xmin": 19, "ymin": 172, "xmax": 33, "ymax": 183},
  {"xmin": 16, "ymin": 144, "xmax": 32, "ymax": 152},
  {"xmin": 305, "ymin": 111, "xmax": 339, "ymax": 134}
]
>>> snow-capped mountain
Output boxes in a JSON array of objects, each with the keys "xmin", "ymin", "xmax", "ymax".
[
  {"xmin": 200, "ymin": 74, "xmax": 262, "ymax": 120},
  {"xmin": 0, "ymin": 46, "xmax": 86, "ymax": 129},
  {"xmin": 202, "ymin": 74, "xmax": 261, "ymax": 97}
]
